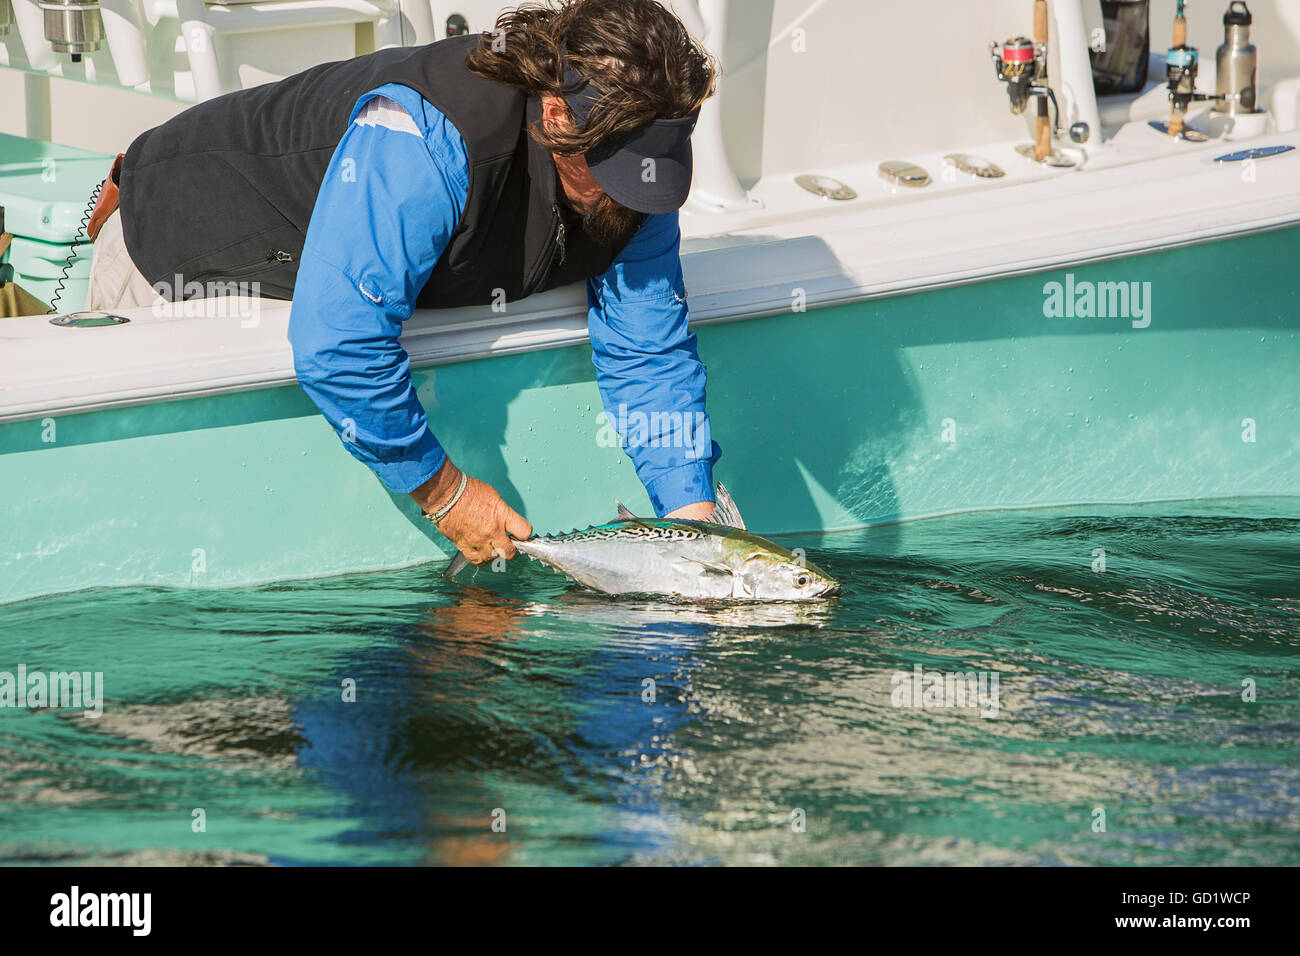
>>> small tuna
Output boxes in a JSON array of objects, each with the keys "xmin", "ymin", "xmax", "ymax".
[{"xmin": 445, "ymin": 483, "xmax": 840, "ymax": 602}]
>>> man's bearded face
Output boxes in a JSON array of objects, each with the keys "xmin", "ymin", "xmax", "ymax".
[{"xmin": 582, "ymin": 192, "xmax": 642, "ymax": 246}]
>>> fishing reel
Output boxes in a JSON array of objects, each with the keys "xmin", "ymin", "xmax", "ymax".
[
  {"xmin": 1158, "ymin": 42, "xmax": 1216, "ymax": 139},
  {"xmin": 1154, "ymin": 2, "xmax": 1220, "ymax": 139},
  {"xmin": 989, "ymin": 37, "xmax": 1061, "ymax": 133},
  {"xmin": 1166, "ymin": 44, "xmax": 1213, "ymax": 114}
]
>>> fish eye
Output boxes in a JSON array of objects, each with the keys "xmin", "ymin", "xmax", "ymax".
[{"xmin": 795, "ymin": 573, "xmax": 811, "ymax": 588}]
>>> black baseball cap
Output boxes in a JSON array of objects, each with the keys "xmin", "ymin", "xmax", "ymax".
[{"xmin": 560, "ymin": 52, "xmax": 699, "ymax": 214}]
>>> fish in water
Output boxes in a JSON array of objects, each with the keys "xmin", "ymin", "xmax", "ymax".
[{"xmin": 444, "ymin": 483, "xmax": 840, "ymax": 601}]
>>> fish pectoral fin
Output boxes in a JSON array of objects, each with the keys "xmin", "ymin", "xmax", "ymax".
[
  {"xmin": 675, "ymin": 557, "xmax": 734, "ymax": 577},
  {"xmin": 614, "ymin": 500, "xmax": 638, "ymax": 521},
  {"xmin": 711, "ymin": 482, "xmax": 747, "ymax": 530}
]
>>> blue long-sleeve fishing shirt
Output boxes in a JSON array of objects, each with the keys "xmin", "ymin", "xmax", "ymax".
[{"xmin": 288, "ymin": 83, "xmax": 719, "ymax": 516}]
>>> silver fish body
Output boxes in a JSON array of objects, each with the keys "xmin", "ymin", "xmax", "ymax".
[
  {"xmin": 506, "ymin": 484, "xmax": 838, "ymax": 601},
  {"xmin": 514, "ymin": 520, "xmax": 838, "ymax": 601},
  {"xmin": 444, "ymin": 483, "xmax": 840, "ymax": 601}
]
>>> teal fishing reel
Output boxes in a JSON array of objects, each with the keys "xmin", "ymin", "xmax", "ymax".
[
  {"xmin": 1166, "ymin": 44, "xmax": 1206, "ymax": 113},
  {"xmin": 1153, "ymin": 38, "xmax": 1213, "ymax": 139},
  {"xmin": 1153, "ymin": 0, "xmax": 1220, "ymax": 140}
]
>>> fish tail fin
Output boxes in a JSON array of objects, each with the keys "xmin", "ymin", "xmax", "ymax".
[{"xmin": 442, "ymin": 551, "xmax": 470, "ymax": 581}]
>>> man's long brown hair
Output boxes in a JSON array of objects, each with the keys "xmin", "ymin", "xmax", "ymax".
[{"xmin": 465, "ymin": 0, "xmax": 717, "ymax": 157}]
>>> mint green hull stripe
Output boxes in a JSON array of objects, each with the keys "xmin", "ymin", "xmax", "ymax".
[{"xmin": 3, "ymin": 226, "xmax": 1297, "ymax": 603}]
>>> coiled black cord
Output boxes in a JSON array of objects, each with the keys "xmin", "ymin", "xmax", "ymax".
[{"xmin": 47, "ymin": 179, "xmax": 104, "ymax": 315}]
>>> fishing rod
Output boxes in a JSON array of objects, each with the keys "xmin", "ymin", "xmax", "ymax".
[
  {"xmin": 1162, "ymin": 0, "xmax": 1220, "ymax": 139},
  {"xmin": 1167, "ymin": 0, "xmax": 1192, "ymax": 136},
  {"xmin": 1032, "ymin": 0, "xmax": 1051, "ymax": 161},
  {"xmin": 989, "ymin": 0, "xmax": 1066, "ymax": 165}
]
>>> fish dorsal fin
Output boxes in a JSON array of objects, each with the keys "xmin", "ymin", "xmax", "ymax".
[
  {"xmin": 711, "ymin": 482, "xmax": 746, "ymax": 530},
  {"xmin": 615, "ymin": 500, "xmax": 638, "ymax": 521}
]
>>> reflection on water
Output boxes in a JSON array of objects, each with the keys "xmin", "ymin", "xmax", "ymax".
[{"xmin": 1, "ymin": 498, "xmax": 1297, "ymax": 865}]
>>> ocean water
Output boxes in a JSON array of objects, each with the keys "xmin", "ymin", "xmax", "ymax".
[{"xmin": 1, "ymin": 498, "xmax": 1297, "ymax": 866}]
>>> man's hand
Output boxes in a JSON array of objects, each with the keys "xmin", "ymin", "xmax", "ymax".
[
  {"xmin": 665, "ymin": 501, "xmax": 716, "ymax": 521},
  {"xmin": 411, "ymin": 459, "xmax": 532, "ymax": 564}
]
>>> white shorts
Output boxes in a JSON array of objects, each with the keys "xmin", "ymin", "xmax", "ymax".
[{"xmin": 83, "ymin": 209, "xmax": 162, "ymax": 311}]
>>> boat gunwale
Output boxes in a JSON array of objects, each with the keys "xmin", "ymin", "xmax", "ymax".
[{"xmin": 3, "ymin": 128, "xmax": 1300, "ymax": 425}]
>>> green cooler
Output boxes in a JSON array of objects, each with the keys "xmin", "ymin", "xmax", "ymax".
[{"xmin": 0, "ymin": 132, "xmax": 114, "ymax": 315}]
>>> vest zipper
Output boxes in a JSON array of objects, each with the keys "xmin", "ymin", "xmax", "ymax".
[
  {"xmin": 189, "ymin": 249, "xmax": 296, "ymax": 285},
  {"xmin": 520, "ymin": 203, "xmax": 565, "ymax": 295},
  {"xmin": 221, "ymin": 249, "xmax": 294, "ymax": 276},
  {"xmin": 552, "ymin": 203, "xmax": 566, "ymax": 267}
]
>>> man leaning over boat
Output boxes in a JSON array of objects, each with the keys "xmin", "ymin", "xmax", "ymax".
[{"xmin": 81, "ymin": 0, "xmax": 722, "ymax": 565}]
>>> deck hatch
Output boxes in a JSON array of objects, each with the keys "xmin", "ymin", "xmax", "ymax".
[
  {"xmin": 1213, "ymin": 144, "xmax": 1295, "ymax": 163},
  {"xmin": 49, "ymin": 310, "xmax": 130, "ymax": 328}
]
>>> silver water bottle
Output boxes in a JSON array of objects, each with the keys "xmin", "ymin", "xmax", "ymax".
[{"xmin": 1215, "ymin": 2, "xmax": 1257, "ymax": 115}]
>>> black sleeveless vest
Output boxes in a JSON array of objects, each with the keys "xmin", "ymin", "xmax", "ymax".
[{"xmin": 119, "ymin": 34, "xmax": 640, "ymax": 306}]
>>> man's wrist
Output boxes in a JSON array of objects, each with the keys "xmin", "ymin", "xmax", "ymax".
[
  {"xmin": 665, "ymin": 501, "xmax": 715, "ymax": 520},
  {"xmin": 410, "ymin": 458, "xmax": 463, "ymax": 515}
]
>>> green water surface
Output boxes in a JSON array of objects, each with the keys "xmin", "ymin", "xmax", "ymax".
[{"xmin": 1, "ymin": 499, "xmax": 1297, "ymax": 865}]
